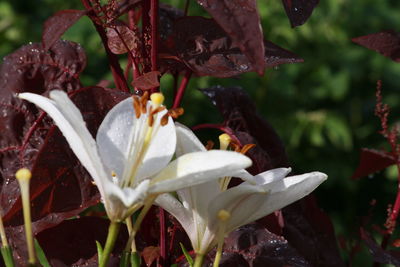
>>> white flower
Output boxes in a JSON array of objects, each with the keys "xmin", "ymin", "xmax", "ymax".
[
  {"xmin": 156, "ymin": 123, "xmax": 327, "ymax": 254},
  {"xmin": 18, "ymin": 91, "xmax": 252, "ymax": 222}
]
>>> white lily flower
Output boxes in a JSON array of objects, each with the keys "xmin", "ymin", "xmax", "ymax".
[
  {"xmin": 156, "ymin": 123, "xmax": 327, "ymax": 255},
  {"xmin": 18, "ymin": 91, "xmax": 252, "ymax": 222}
]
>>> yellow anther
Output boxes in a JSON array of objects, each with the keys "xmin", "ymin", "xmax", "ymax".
[
  {"xmin": 150, "ymin": 93, "xmax": 164, "ymax": 108},
  {"xmin": 111, "ymin": 171, "xmax": 117, "ymax": 177},
  {"xmin": 219, "ymin": 133, "xmax": 231, "ymax": 150},
  {"xmin": 15, "ymin": 168, "xmax": 32, "ymax": 182},
  {"xmin": 217, "ymin": 209, "xmax": 231, "ymax": 222}
]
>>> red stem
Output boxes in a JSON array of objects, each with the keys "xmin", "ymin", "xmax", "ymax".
[
  {"xmin": 159, "ymin": 207, "xmax": 167, "ymax": 267},
  {"xmin": 150, "ymin": 0, "xmax": 160, "ymax": 93},
  {"xmin": 80, "ymin": 0, "xmax": 129, "ymax": 93},
  {"xmin": 141, "ymin": 1, "xmax": 151, "ymax": 73},
  {"xmin": 172, "ymin": 71, "xmax": 192, "ymax": 108}
]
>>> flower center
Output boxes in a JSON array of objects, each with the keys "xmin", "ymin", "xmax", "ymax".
[{"xmin": 120, "ymin": 92, "xmax": 166, "ymax": 188}]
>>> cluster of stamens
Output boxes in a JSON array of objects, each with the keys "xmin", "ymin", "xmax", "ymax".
[{"xmin": 132, "ymin": 91, "xmax": 184, "ymax": 127}]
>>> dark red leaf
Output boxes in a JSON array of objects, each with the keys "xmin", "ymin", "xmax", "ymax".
[
  {"xmin": 0, "ymin": 42, "xmax": 130, "ymax": 232},
  {"xmin": 158, "ymin": 4, "xmax": 188, "ymax": 75},
  {"xmin": 177, "ymin": 224, "xmax": 310, "ymax": 266},
  {"xmin": 282, "ymin": 196, "xmax": 345, "ymax": 267},
  {"xmin": 200, "ymin": 86, "xmax": 289, "ymax": 173},
  {"xmin": 114, "ymin": 0, "xmax": 144, "ymax": 18},
  {"xmin": 352, "ymin": 148, "xmax": 396, "ymax": 179},
  {"xmin": 173, "ymin": 17, "xmax": 302, "ymax": 78},
  {"xmin": 131, "ymin": 71, "xmax": 161, "ymax": 90},
  {"xmin": 9, "ymin": 217, "xmax": 128, "ymax": 266},
  {"xmin": 106, "ymin": 20, "xmax": 140, "ymax": 55},
  {"xmin": 352, "ymin": 31, "xmax": 400, "ymax": 62},
  {"xmin": 142, "ymin": 246, "xmax": 161, "ymax": 266},
  {"xmin": 223, "ymin": 224, "xmax": 310, "ymax": 266},
  {"xmin": 196, "ymin": 0, "xmax": 265, "ymax": 75},
  {"xmin": 281, "ymin": 0, "xmax": 320, "ymax": 27},
  {"xmin": 360, "ymin": 228, "xmax": 400, "ymax": 266},
  {"xmin": 42, "ymin": 10, "xmax": 87, "ymax": 50}
]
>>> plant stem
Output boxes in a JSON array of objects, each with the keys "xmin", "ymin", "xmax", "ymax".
[
  {"xmin": 80, "ymin": 0, "xmax": 129, "ymax": 93},
  {"xmin": 124, "ymin": 196, "xmax": 157, "ymax": 254},
  {"xmin": 150, "ymin": 0, "xmax": 159, "ymax": 93},
  {"xmin": 193, "ymin": 253, "xmax": 205, "ymax": 267},
  {"xmin": 99, "ymin": 221, "xmax": 121, "ymax": 267},
  {"xmin": 159, "ymin": 207, "xmax": 167, "ymax": 267},
  {"xmin": 172, "ymin": 70, "xmax": 192, "ymax": 108}
]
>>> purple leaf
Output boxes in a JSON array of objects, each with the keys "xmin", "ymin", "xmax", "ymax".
[
  {"xmin": 0, "ymin": 42, "xmax": 130, "ymax": 232},
  {"xmin": 360, "ymin": 228, "xmax": 400, "ymax": 266},
  {"xmin": 106, "ymin": 20, "xmax": 140, "ymax": 55},
  {"xmin": 173, "ymin": 17, "xmax": 302, "ymax": 78},
  {"xmin": 42, "ymin": 10, "xmax": 87, "ymax": 50},
  {"xmin": 131, "ymin": 71, "xmax": 160, "ymax": 90},
  {"xmin": 196, "ymin": 0, "xmax": 265, "ymax": 75},
  {"xmin": 352, "ymin": 148, "xmax": 396, "ymax": 179},
  {"xmin": 282, "ymin": 196, "xmax": 345, "ymax": 267},
  {"xmin": 352, "ymin": 30, "xmax": 400, "ymax": 62},
  {"xmin": 200, "ymin": 86, "xmax": 289, "ymax": 173},
  {"xmin": 8, "ymin": 217, "xmax": 128, "ymax": 266},
  {"xmin": 281, "ymin": 0, "xmax": 320, "ymax": 27}
]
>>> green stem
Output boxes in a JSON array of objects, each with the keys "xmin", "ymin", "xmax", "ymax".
[
  {"xmin": 193, "ymin": 253, "xmax": 205, "ymax": 267},
  {"xmin": 99, "ymin": 221, "xmax": 121, "ymax": 267}
]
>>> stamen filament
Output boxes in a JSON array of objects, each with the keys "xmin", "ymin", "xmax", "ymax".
[
  {"xmin": 213, "ymin": 210, "xmax": 231, "ymax": 267},
  {"xmin": 15, "ymin": 168, "xmax": 36, "ymax": 266}
]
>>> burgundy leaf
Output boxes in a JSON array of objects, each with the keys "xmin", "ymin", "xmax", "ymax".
[
  {"xmin": 158, "ymin": 4, "xmax": 188, "ymax": 75},
  {"xmin": 106, "ymin": 20, "xmax": 140, "ymax": 55},
  {"xmin": 32, "ymin": 217, "xmax": 127, "ymax": 266},
  {"xmin": 42, "ymin": 9, "xmax": 87, "ymax": 50},
  {"xmin": 177, "ymin": 224, "xmax": 310, "ymax": 266},
  {"xmin": 173, "ymin": 17, "xmax": 302, "ymax": 78},
  {"xmin": 0, "ymin": 41, "xmax": 129, "ymax": 234},
  {"xmin": 196, "ymin": 0, "xmax": 265, "ymax": 75},
  {"xmin": 2, "ymin": 86, "xmax": 129, "ymax": 228},
  {"xmin": 131, "ymin": 71, "xmax": 160, "ymax": 90},
  {"xmin": 281, "ymin": 0, "xmax": 320, "ymax": 27},
  {"xmin": 142, "ymin": 246, "xmax": 161, "ymax": 266},
  {"xmin": 360, "ymin": 228, "xmax": 400, "ymax": 266},
  {"xmin": 352, "ymin": 30, "xmax": 400, "ymax": 62},
  {"xmin": 282, "ymin": 196, "xmax": 345, "ymax": 267},
  {"xmin": 352, "ymin": 148, "xmax": 396, "ymax": 179},
  {"xmin": 0, "ymin": 40, "xmax": 86, "ymax": 96},
  {"xmin": 114, "ymin": 0, "xmax": 144, "ymax": 18},
  {"xmin": 223, "ymin": 224, "xmax": 310, "ymax": 266},
  {"xmin": 200, "ymin": 86, "xmax": 289, "ymax": 173}
]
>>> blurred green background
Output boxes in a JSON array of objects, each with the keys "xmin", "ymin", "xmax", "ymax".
[{"xmin": 1, "ymin": 0, "xmax": 400, "ymax": 265}]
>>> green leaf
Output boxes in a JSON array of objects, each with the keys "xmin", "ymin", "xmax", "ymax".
[
  {"xmin": 96, "ymin": 240, "xmax": 103, "ymax": 265},
  {"xmin": 34, "ymin": 239, "xmax": 50, "ymax": 267},
  {"xmin": 1, "ymin": 246, "xmax": 15, "ymax": 267},
  {"xmin": 179, "ymin": 242, "xmax": 194, "ymax": 267}
]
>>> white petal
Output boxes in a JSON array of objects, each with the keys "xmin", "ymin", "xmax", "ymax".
[
  {"xmin": 244, "ymin": 167, "xmax": 292, "ymax": 185},
  {"xmin": 148, "ymin": 150, "xmax": 252, "ymax": 193},
  {"xmin": 205, "ymin": 184, "xmax": 267, "ymax": 248},
  {"xmin": 96, "ymin": 97, "xmax": 176, "ymax": 181},
  {"xmin": 175, "ymin": 122, "xmax": 206, "ymax": 156},
  {"xmin": 103, "ymin": 179, "xmax": 149, "ymax": 221},
  {"xmin": 155, "ymin": 193, "xmax": 194, "ymax": 233},
  {"xmin": 226, "ymin": 171, "xmax": 327, "ymax": 232},
  {"xmin": 18, "ymin": 91, "xmax": 109, "ymax": 199}
]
